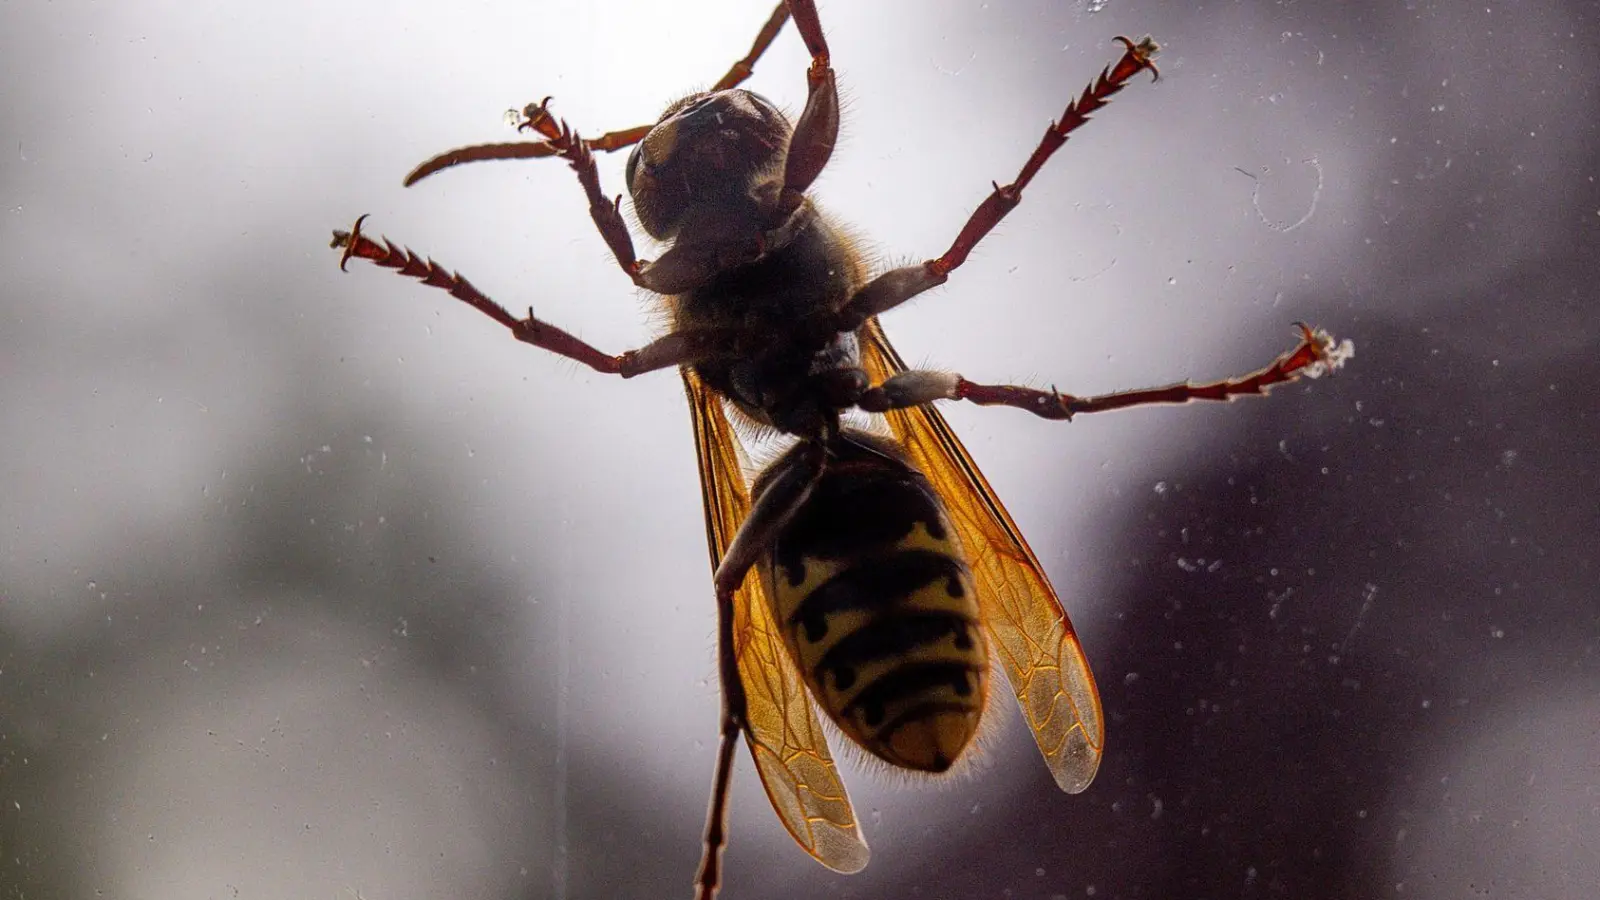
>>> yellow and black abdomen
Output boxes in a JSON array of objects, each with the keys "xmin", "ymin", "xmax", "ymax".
[{"xmin": 755, "ymin": 432, "xmax": 989, "ymax": 773}]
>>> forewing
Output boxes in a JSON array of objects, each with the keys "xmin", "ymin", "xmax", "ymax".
[
  {"xmin": 682, "ymin": 369, "xmax": 869, "ymax": 873},
  {"xmin": 859, "ymin": 319, "xmax": 1104, "ymax": 792}
]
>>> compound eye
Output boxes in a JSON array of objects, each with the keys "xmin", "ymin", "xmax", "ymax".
[
  {"xmin": 685, "ymin": 95, "xmax": 714, "ymax": 113},
  {"xmin": 625, "ymin": 144, "xmax": 644, "ymax": 190},
  {"xmin": 741, "ymin": 91, "xmax": 787, "ymax": 126}
]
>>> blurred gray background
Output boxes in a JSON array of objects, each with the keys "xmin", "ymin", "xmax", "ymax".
[{"xmin": 3, "ymin": 0, "xmax": 1596, "ymax": 898}]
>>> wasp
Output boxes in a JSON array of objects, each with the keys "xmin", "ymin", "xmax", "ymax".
[{"xmin": 331, "ymin": 3, "xmax": 1351, "ymax": 897}]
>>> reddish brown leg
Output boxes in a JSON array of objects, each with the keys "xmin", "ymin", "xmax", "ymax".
[
  {"xmin": 694, "ymin": 694, "xmax": 740, "ymax": 900},
  {"xmin": 330, "ymin": 216, "xmax": 732, "ymax": 376},
  {"xmin": 712, "ymin": 2, "xmax": 794, "ymax": 91},
  {"xmin": 861, "ymin": 324, "xmax": 1353, "ymax": 419},
  {"xmin": 833, "ymin": 37, "xmax": 1161, "ymax": 330},
  {"xmin": 695, "ymin": 441, "xmax": 824, "ymax": 900},
  {"xmin": 508, "ymin": 97, "xmax": 653, "ymax": 152},
  {"xmin": 773, "ymin": 0, "xmax": 839, "ymax": 218},
  {"xmin": 515, "ymin": 118, "xmax": 651, "ymax": 287},
  {"xmin": 932, "ymin": 36, "xmax": 1159, "ymax": 276}
]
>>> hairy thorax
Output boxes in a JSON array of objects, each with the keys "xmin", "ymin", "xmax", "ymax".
[{"xmin": 671, "ymin": 203, "xmax": 868, "ymax": 432}]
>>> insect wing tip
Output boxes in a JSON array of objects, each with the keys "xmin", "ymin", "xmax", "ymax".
[
  {"xmin": 821, "ymin": 827, "xmax": 871, "ymax": 874},
  {"xmin": 1047, "ymin": 740, "xmax": 1102, "ymax": 795}
]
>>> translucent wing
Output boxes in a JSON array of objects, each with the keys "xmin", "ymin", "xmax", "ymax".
[
  {"xmin": 681, "ymin": 368, "xmax": 870, "ymax": 873},
  {"xmin": 858, "ymin": 319, "xmax": 1105, "ymax": 792}
]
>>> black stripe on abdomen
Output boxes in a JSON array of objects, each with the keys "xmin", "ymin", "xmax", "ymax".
[
  {"xmin": 814, "ymin": 611, "xmax": 977, "ymax": 692},
  {"xmin": 842, "ymin": 660, "xmax": 985, "ymax": 732},
  {"xmin": 770, "ymin": 463, "xmax": 947, "ymax": 587},
  {"xmin": 788, "ymin": 550, "xmax": 967, "ymax": 644}
]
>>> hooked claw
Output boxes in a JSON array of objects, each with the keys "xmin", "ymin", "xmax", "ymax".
[
  {"xmin": 331, "ymin": 213, "xmax": 371, "ymax": 272},
  {"xmin": 1113, "ymin": 35, "xmax": 1162, "ymax": 81}
]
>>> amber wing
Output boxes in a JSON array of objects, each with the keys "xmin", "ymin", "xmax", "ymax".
[
  {"xmin": 859, "ymin": 319, "xmax": 1104, "ymax": 793},
  {"xmin": 681, "ymin": 368, "xmax": 870, "ymax": 873}
]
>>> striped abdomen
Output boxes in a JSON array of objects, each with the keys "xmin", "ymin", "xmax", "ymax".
[{"xmin": 754, "ymin": 431, "xmax": 989, "ymax": 772}]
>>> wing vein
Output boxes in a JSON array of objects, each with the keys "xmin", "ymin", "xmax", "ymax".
[
  {"xmin": 858, "ymin": 320, "xmax": 1105, "ymax": 794},
  {"xmin": 682, "ymin": 368, "xmax": 870, "ymax": 873}
]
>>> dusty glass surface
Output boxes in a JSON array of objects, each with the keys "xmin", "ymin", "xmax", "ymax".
[{"xmin": 2, "ymin": 1, "xmax": 1595, "ymax": 898}]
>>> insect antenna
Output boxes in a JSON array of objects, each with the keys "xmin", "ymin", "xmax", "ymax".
[{"xmin": 403, "ymin": 97, "xmax": 651, "ymax": 186}]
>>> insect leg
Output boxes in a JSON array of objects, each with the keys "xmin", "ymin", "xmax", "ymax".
[
  {"xmin": 520, "ymin": 118, "xmax": 650, "ymax": 289},
  {"xmin": 694, "ymin": 640, "xmax": 742, "ymax": 900},
  {"xmin": 774, "ymin": 0, "xmax": 839, "ymax": 214},
  {"xmin": 504, "ymin": 96, "xmax": 653, "ymax": 155},
  {"xmin": 859, "ymin": 325, "xmax": 1353, "ymax": 419},
  {"xmin": 713, "ymin": 439, "xmax": 825, "ymax": 599},
  {"xmin": 516, "ymin": 0, "xmax": 793, "ymax": 148},
  {"xmin": 829, "ymin": 37, "xmax": 1160, "ymax": 331},
  {"xmin": 331, "ymin": 216, "xmax": 736, "ymax": 377},
  {"xmin": 711, "ymin": 2, "xmax": 794, "ymax": 92},
  {"xmin": 695, "ymin": 441, "xmax": 827, "ymax": 900}
]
